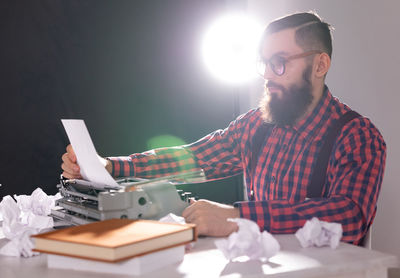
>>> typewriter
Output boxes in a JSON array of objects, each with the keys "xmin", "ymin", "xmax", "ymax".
[{"xmin": 51, "ymin": 170, "xmax": 205, "ymax": 226}]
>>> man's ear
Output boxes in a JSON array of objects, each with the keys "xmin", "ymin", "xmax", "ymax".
[{"xmin": 314, "ymin": 52, "xmax": 331, "ymax": 78}]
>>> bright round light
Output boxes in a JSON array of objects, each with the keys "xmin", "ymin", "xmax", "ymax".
[{"xmin": 202, "ymin": 14, "xmax": 263, "ymax": 84}]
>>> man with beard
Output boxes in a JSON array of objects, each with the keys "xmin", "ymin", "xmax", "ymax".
[{"xmin": 61, "ymin": 12, "xmax": 386, "ymax": 245}]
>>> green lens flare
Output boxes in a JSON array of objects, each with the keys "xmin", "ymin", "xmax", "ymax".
[{"xmin": 146, "ymin": 135, "xmax": 186, "ymax": 149}]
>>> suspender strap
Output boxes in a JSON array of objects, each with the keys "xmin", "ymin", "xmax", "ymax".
[
  {"xmin": 249, "ymin": 123, "xmax": 270, "ymax": 200},
  {"xmin": 307, "ymin": 110, "xmax": 360, "ymax": 198},
  {"xmin": 250, "ymin": 110, "xmax": 360, "ymax": 200},
  {"xmin": 250, "ymin": 123, "xmax": 270, "ymax": 177}
]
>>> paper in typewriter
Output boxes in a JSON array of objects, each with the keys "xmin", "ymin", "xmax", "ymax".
[{"xmin": 61, "ymin": 119, "xmax": 119, "ymax": 188}]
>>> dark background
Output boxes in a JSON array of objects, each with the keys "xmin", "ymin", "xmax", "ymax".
[{"xmin": 0, "ymin": 0, "xmax": 244, "ymax": 202}]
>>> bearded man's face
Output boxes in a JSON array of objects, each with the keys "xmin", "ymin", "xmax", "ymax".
[{"xmin": 260, "ymin": 64, "xmax": 313, "ymax": 126}]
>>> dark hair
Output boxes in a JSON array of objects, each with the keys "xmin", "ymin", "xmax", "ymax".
[{"xmin": 262, "ymin": 12, "xmax": 333, "ymax": 58}]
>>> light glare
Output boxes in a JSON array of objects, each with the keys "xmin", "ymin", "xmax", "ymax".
[{"xmin": 202, "ymin": 14, "xmax": 263, "ymax": 84}]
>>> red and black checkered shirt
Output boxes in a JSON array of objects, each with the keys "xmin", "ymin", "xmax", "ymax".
[{"xmin": 108, "ymin": 88, "xmax": 386, "ymax": 244}]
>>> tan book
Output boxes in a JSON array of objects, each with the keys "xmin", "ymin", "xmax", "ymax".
[{"xmin": 32, "ymin": 219, "xmax": 197, "ymax": 262}]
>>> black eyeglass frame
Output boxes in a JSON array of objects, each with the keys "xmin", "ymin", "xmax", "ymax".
[{"xmin": 257, "ymin": 50, "xmax": 323, "ymax": 77}]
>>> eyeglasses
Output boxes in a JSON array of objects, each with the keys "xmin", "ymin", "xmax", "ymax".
[{"xmin": 256, "ymin": 50, "xmax": 322, "ymax": 77}]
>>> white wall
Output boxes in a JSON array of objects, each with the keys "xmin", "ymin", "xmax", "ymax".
[{"xmin": 246, "ymin": 0, "xmax": 400, "ymax": 257}]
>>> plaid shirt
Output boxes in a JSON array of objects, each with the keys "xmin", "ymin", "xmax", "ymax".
[{"xmin": 109, "ymin": 88, "xmax": 386, "ymax": 244}]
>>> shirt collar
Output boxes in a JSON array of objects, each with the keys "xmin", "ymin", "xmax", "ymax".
[{"xmin": 290, "ymin": 85, "xmax": 333, "ymax": 140}]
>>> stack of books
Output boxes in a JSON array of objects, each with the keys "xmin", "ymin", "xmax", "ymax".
[{"xmin": 32, "ymin": 218, "xmax": 197, "ymax": 275}]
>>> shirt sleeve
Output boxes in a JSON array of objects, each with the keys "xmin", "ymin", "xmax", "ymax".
[
  {"xmin": 186, "ymin": 118, "xmax": 245, "ymax": 179},
  {"xmin": 235, "ymin": 117, "xmax": 386, "ymax": 244},
  {"xmin": 107, "ymin": 112, "xmax": 251, "ymax": 179},
  {"xmin": 107, "ymin": 146, "xmax": 201, "ymax": 178}
]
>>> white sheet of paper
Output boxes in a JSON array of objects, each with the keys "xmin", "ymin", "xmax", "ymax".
[{"xmin": 61, "ymin": 119, "xmax": 119, "ymax": 188}]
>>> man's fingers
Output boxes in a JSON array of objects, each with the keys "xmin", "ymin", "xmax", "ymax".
[
  {"xmin": 61, "ymin": 144, "xmax": 82, "ymax": 179},
  {"xmin": 66, "ymin": 144, "xmax": 77, "ymax": 162},
  {"xmin": 182, "ymin": 204, "xmax": 194, "ymax": 219},
  {"xmin": 182, "ymin": 199, "xmax": 199, "ymax": 219},
  {"xmin": 181, "ymin": 199, "xmax": 240, "ymax": 236},
  {"xmin": 61, "ymin": 145, "xmax": 81, "ymax": 178},
  {"xmin": 61, "ymin": 170, "xmax": 80, "ymax": 179},
  {"xmin": 61, "ymin": 169, "xmax": 82, "ymax": 179},
  {"xmin": 186, "ymin": 213, "xmax": 238, "ymax": 237},
  {"xmin": 62, "ymin": 153, "xmax": 80, "ymax": 172},
  {"xmin": 61, "ymin": 163, "xmax": 81, "ymax": 179}
]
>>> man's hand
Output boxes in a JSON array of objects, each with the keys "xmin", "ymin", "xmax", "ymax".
[
  {"xmin": 182, "ymin": 199, "xmax": 240, "ymax": 237},
  {"xmin": 61, "ymin": 145, "xmax": 81, "ymax": 179},
  {"xmin": 61, "ymin": 144, "xmax": 112, "ymax": 179}
]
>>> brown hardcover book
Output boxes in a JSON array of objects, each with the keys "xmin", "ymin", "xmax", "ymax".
[{"xmin": 32, "ymin": 219, "xmax": 197, "ymax": 262}]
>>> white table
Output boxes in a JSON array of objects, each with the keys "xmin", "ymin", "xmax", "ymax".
[{"xmin": 0, "ymin": 233, "xmax": 398, "ymax": 278}]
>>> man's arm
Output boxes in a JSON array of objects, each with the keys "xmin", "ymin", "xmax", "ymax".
[
  {"xmin": 107, "ymin": 146, "xmax": 202, "ymax": 178},
  {"xmin": 104, "ymin": 112, "xmax": 256, "ymax": 236},
  {"xmin": 61, "ymin": 110, "xmax": 257, "ymax": 237},
  {"xmin": 61, "ymin": 144, "xmax": 240, "ymax": 236},
  {"xmin": 106, "ymin": 111, "xmax": 257, "ymax": 179},
  {"xmin": 235, "ymin": 118, "xmax": 386, "ymax": 244}
]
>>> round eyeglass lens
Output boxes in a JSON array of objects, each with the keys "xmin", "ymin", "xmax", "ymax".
[{"xmin": 270, "ymin": 57, "xmax": 285, "ymax": 76}]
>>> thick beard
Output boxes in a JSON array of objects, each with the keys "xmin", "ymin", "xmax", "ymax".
[{"xmin": 259, "ymin": 65, "xmax": 313, "ymax": 126}]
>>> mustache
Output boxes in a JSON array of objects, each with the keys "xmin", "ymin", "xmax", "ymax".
[{"xmin": 265, "ymin": 81, "xmax": 285, "ymax": 92}]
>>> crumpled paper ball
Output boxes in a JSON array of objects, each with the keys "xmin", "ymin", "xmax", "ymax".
[
  {"xmin": 159, "ymin": 212, "xmax": 186, "ymax": 225},
  {"xmin": 0, "ymin": 188, "xmax": 61, "ymax": 257},
  {"xmin": 295, "ymin": 217, "xmax": 343, "ymax": 249},
  {"xmin": 214, "ymin": 218, "xmax": 280, "ymax": 261}
]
